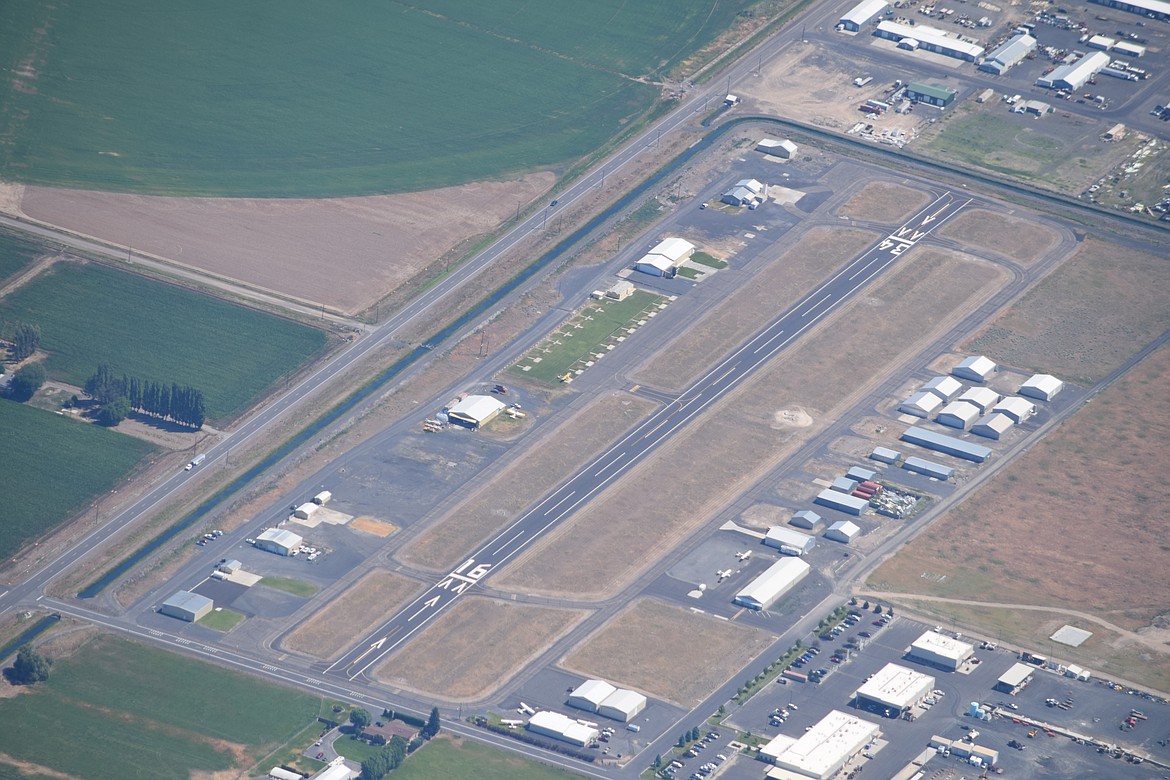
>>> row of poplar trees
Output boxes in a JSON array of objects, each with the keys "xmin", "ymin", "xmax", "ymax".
[{"xmin": 84, "ymin": 363, "xmax": 205, "ymax": 429}]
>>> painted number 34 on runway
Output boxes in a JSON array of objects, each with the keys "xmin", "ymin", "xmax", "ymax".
[{"xmin": 436, "ymin": 558, "xmax": 492, "ymax": 594}]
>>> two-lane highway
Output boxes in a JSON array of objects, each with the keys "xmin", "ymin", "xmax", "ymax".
[{"xmin": 326, "ymin": 191, "xmax": 971, "ymax": 681}]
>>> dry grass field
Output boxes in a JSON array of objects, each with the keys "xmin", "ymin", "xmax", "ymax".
[
  {"xmin": 398, "ymin": 392, "xmax": 657, "ymax": 573},
  {"xmin": 561, "ymin": 599, "xmax": 775, "ymax": 707},
  {"xmin": 964, "ymin": 237, "xmax": 1170, "ymax": 384},
  {"xmin": 349, "ymin": 517, "xmax": 396, "ymax": 537},
  {"xmin": 935, "ymin": 209, "xmax": 1059, "ymax": 267},
  {"xmin": 282, "ymin": 569, "xmax": 422, "ymax": 659},
  {"xmin": 866, "ymin": 342, "xmax": 1170, "ymax": 637},
  {"xmin": 375, "ymin": 597, "xmax": 587, "ymax": 701},
  {"xmin": 6, "ymin": 174, "xmax": 553, "ymax": 315},
  {"xmin": 495, "ymin": 246, "xmax": 1007, "ymax": 599},
  {"xmin": 837, "ymin": 182, "xmax": 931, "ymax": 224},
  {"xmin": 634, "ymin": 226, "xmax": 879, "ymax": 392}
]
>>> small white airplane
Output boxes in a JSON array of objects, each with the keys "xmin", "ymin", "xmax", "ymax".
[
  {"xmin": 736, "ymin": 550, "xmax": 752, "ymax": 561},
  {"xmin": 717, "ymin": 569, "xmax": 733, "ymax": 581}
]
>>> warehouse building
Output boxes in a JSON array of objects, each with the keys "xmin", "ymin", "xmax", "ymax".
[
  {"xmin": 757, "ymin": 138, "xmax": 799, "ymax": 158},
  {"xmin": 972, "ymin": 412, "xmax": 1014, "ymax": 439},
  {"xmin": 733, "ymin": 557, "xmax": 811, "ymax": 610},
  {"xmin": 635, "ymin": 254, "xmax": 675, "ymax": 277},
  {"xmin": 447, "ymin": 395, "xmax": 506, "ymax": 429},
  {"xmin": 294, "ymin": 502, "xmax": 319, "ymax": 520},
  {"xmin": 905, "ymin": 82, "xmax": 958, "ymax": 108},
  {"xmin": 790, "ymin": 509, "xmax": 822, "ymax": 529},
  {"xmin": 831, "ymin": 476, "xmax": 860, "ymax": 494},
  {"xmin": 1113, "ymin": 40, "xmax": 1146, "ymax": 57},
  {"xmin": 902, "ymin": 456, "xmax": 954, "ymax": 480},
  {"xmin": 993, "ymin": 396, "xmax": 1035, "ymax": 423},
  {"xmin": 996, "ymin": 662, "xmax": 1035, "ymax": 694},
  {"xmin": 764, "ymin": 526, "xmax": 817, "ymax": 556},
  {"xmin": 255, "ymin": 528, "xmax": 304, "ymax": 556},
  {"xmin": 908, "ymin": 630, "xmax": 974, "ymax": 671},
  {"xmin": 1087, "ymin": 33, "xmax": 1116, "ymax": 49},
  {"xmin": 760, "ymin": 710, "xmax": 881, "ymax": 779},
  {"xmin": 958, "ymin": 386, "xmax": 1001, "ymax": 413},
  {"xmin": 937, "ymin": 401, "xmax": 981, "ymax": 430},
  {"xmin": 900, "ymin": 391, "xmax": 943, "ymax": 418},
  {"xmin": 824, "ymin": 520, "xmax": 861, "ymax": 544},
  {"xmin": 1019, "ymin": 373, "xmax": 1063, "ymax": 401},
  {"xmin": 854, "ymin": 663, "xmax": 935, "ymax": 717},
  {"xmin": 1020, "ymin": 99, "xmax": 1051, "ymax": 116},
  {"xmin": 1090, "ymin": 0, "xmax": 1170, "ymax": 21},
  {"xmin": 979, "ymin": 32, "xmax": 1037, "ymax": 74},
  {"xmin": 847, "ymin": 466, "xmax": 877, "ymax": 483},
  {"xmin": 1037, "ymin": 51, "xmax": 1110, "ymax": 90},
  {"xmin": 160, "ymin": 590, "xmax": 213, "ymax": 622},
  {"xmin": 568, "ymin": 679, "xmax": 616, "ymax": 712},
  {"xmin": 527, "ymin": 711, "xmax": 598, "ymax": 747},
  {"xmin": 815, "ymin": 489, "xmax": 868, "ymax": 516},
  {"xmin": 840, "ymin": 0, "xmax": 889, "ymax": 30},
  {"xmin": 952, "ymin": 355, "xmax": 997, "ymax": 382},
  {"xmin": 922, "ymin": 375, "xmax": 963, "ymax": 402},
  {"xmin": 870, "ymin": 446, "xmax": 901, "ymax": 465},
  {"xmin": 597, "ymin": 689, "xmax": 647, "ymax": 722},
  {"xmin": 648, "ymin": 237, "xmax": 696, "ymax": 266},
  {"xmin": 874, "ymin": 21, "xmax": 985, "ymax": 61},
  {"xmin": 901, "ymin": 426, "xmax": 992, "ymax": 462}
]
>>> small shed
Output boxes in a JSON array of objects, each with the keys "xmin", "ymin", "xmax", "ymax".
[
  {"xmin": 790, "ymin": 509, "xmax": 822, "ymax": 529},
  {"xmin": 824, "ymin": 520, "xmax": 861, "ymax": 544},
  {"xmin": 952, "ymin": 355, "xmax": 997, "ymax": 382},
  {"xmin": 1018, "ymin": 373, "xmax": 1063, "ymax": 401},
  {"xmin": 218, "ymin": 559, "xmax": 242, "ymax": 574},
  {"xmin": 313, "ymin": 490, "xmax": 332, "ymax": 505},
  {"xmin": 972, "ymin": 412, "xmax": 1014, "ymax": 439},
  {"xmin": 937, "ymin": 401, "xmax": 981, "ymax": 430},
  {"xmin": 870, "ymin": 447, "xmax": 901, "ymax": 465},
  {"xmin": 757, "ymin": 138, "xmax": 798, "ymax": 158},
  {"xmin": 605, "ymin": 280, "xmax": 636, "ymax": 300}
]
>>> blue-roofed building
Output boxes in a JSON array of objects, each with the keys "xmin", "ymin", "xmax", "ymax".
[{"xmin": 901, "ymin": 426, "xmax": 992, "ymax": 462}]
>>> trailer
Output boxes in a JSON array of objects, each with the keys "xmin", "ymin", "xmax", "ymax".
[{"xmin": 185, "ymin": 454, "xmax": 206, "ymax": 471}]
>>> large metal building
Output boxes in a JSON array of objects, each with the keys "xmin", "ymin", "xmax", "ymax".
[
  {"xmin": 952, "ymin": 355, "xmax": 997, "ymax": 382},
  {"xmin": 972, "ymin": 412, "xmax": 1014, "ymax": 440},
  {"xmin": 447, "ymin": 395, "xmax": 506, "ymax": 429},
  {"xmin": 764, "ymin": 526, "xmax": 817, "ymax": 556},
  {"xmin": 874, "ymin": 21, "xmax": 985, "ymax": 60},
  {"xmin": 527, "ymin": 711, "xmax": 598, "ymax": 747},
  {"xmin": 1089, "ymin": 0, "xmax": 1170, "ymax": 21},
  {"xmin": 899, "ymin": 391, "xmax": 943, "ymax": 418},
  {"xmin": 733, "ymin": 557, "xmax": 810, "ymax": 610},
  {"xmin": 922, "ymin": 375, "xmax": 963, "ymax": 402},
  {"xmin": 993, "ymin": 396, "xmax": 1035, "ymax": 423},
  {"xmin": 908, "ymin": 630, "xmax": 974, "ymax": 671},
  {"xmin": 1037, "ymin": 51, "xmax": 1110, "ymax": 90},
  {"xmin": 597, "ymin": 689, "xmax": 647, "ymax": 722},
  {"xmin": 824, "ymin": 520, "xmax": 861, "ymax": 544},
  {"xmin": 814, "ymin": 489, "xmax": 868, "ymax": 516},
  {"xmin": 255, "ymin": 528, "xmax": 303, "ymax": 556},
  {"xmin": 160, "ymin": 590, "xmax": 213, "ymax": 622},
  {"xmin": 761, "ymin": 710, "xmax": 881, "ymax": 780},
  {"xmin": 567, "ymin": 679, "xmax": 616, "ymax": 712},
  {"xmin": 790, "ymin": 509, "xmax": 822, "ymax": 529},
  {"xmin": 936, "ymin": 401, "xmax": 981, "ymax": 430},
  {"xmin": 979, "ymin": 32, "xmax": 1037, "ymax": 74},
  {"xmin": 995, "ymin": 662, "xmax": 1035, "ymax": 693},
  {"xmin": 853, "ymin": 663, "xmax": 935, "ymax": 717},
  {"xmin": 901, "ymin": 426, "xmax": 992, "ymax": 462},
  {"xmin": 901, "ymin": 456, "xmax": 954, "ymax": 481},
  {"xmin": 1019, "ymin": 373, "xmax": 1064, "ymax": 401},
  {"xmin": 839, "ymin": 0, "xmax": 889, "ymax": 31},
  {"xmin": 958, "ymin": 386, "xmax": 1002, "ymax": 413}
]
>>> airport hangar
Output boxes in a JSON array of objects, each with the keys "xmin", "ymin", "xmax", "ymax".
[
  {"xmin": 447, "ymin": 395, "xmax": 506, "ymax": 429},
  {"xmin": 734, "ymin": 557, "xmax": 811, "ymax": 610}
]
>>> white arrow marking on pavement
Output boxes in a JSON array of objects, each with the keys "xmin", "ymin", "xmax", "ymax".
[{"xmin": 409, "ymin": 596, "xmax": 441, "ymax": 621}]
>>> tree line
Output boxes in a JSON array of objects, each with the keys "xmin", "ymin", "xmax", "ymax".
[{"xmin": 84, "ymin": 363, "xmax": 205, "ymax": 429}]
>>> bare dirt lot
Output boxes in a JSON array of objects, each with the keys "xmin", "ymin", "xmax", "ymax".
[
  {"xmin": 964, "ymin": 237, "xmax": 1170, "ymax": 384},
  {"xmin": 282, "ymin": 569, "xmax": 422, "ymax": 660},
  {"xmin": 935, "ymin": 208, "xmax": 1059, "ymax": 268},
  {"xmin": 495, "ymin": 246, "xmax": 1007, "ymax": 599},
  {"xmin": 398, "ymin": 392, "xmax": 658, "ymax": 573},
  {"xmin": 837, "ymin": 182, "xmax": 931, "ymax": 224},
  {"xmin": 634, "ymin": 225, "xmax": 880, "ymax": 392},
  {"xmin": 560, "ymin": 598, "xmax": 775, "ymax": 707},
  {"xmin": 5, "ymin": 173, "xmax": 553, "ymax": 315},
  {"xmin": 867, "ymin": 342, "xmax": 1170, "ymax": 639},
  {"xmin": 375, "ymin": 597, "xmax": 587, "ymax": 702}
]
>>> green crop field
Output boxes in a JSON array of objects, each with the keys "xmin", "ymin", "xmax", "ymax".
[
  {"xmin": 0, "ymin": 635, "xmax": 320, "ymax": 780},
  {"xmin": 0, "ymin": 0, "xmax": 759, "ymax": 196},
  {"xmin": 0, "ymin": 399, "xmax": 154, "ymax": 559},
  {"xmin": 0, "ymin": 262, "xmax": 327, "ymax": 420},
  {"xmin": 0, "ymin": 229, "xmax": 47, "ymax": 287},
  {"xmin": 511, "ymin": 290, "xmax": 666, "ymax": 383},
  {"xmin": 398, "ymin": 737, "xmax": 583, "ymax": 780}
]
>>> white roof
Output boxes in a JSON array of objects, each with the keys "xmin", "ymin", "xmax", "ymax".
[
  {"xmin": 1044, "ymin": 51, "xmax": 1110, "ymax": 88},
  {"xmin": 972, "ymin": 413, "xmax": 1014, "ymax": 437},
  {"xmin": 734, "ymin": 557, "xmax": 810, "ymax": 609},
  {"xmin": 257, "ymin": 528, "xmax": 303, "ymax": 550},
  {"xmin": 826, "ymin": 520, "xmax": 860, "ymax": 539},
  {"xmin": 841, "ymin": 0, "xmax": 889, "ymax": 24},
  {"xmin": 855, "ymin": 663, "xmax": 935, "ymax": 709},
  {"xmin": 296, "ymin": 502, "xmax": 319, "ymax": 516},
  {"xmin": 938, "ymin": 400, "xmax": 981, "ymax": 424},
  {"xmin": 953, "ymin": 355, "xmax": 997, "ymax": 380},
  {"xmin": 769, "ymin": 710, "xmax": 881, "ymax": 778},
  {"xmin": 1113, "ymin": 40, "xmax": 1146, "ymax": 55},
  {"xmin": 759, "ymin": 733, "xmax": 799, "ymax": 761},
  {"xmin": 1019, "ymin": 373, "xmax": 1063, "ymax": 399},
  {"xmin": 911, "ymin": 630, "xmax": 974, "ymax": 662},
  {"xmin": 163, "ymin": 590, "xmax": 213, "ymax": 613},
  {"xmin": 312, "ymin": 763, "xmax": 355, "ymax": 780},
  {"xmin": 569, "ymin": 679, "xmax": 617, "ymax": 708},
  {"xmin": 735, "ymin": 178, "xmax": 765, "ymax": 195},
  {"xmin": 875, "ymin": 20, "xmax": 985, "ymax": 58},
  {"xmin": 269, "ymin": 768, "xmax": 303, "ymax": 780},
  {"xmin": 958, "ymin": 386, "xmax": 1001, "ymax": 411},
  {"xmin": 901, "ymin": 391, "xmax": 943, "ymax": 415},
  {"xmin": 649, "ymin": 237, "xmax": 696, "ymax": 263},
  {"xmin": 636, "ymin": 253, "xmax": 674, "ymax": 273},
  {"xmin": 765, "ymin": 526, "xmax": 816, "ymax": 551},
  {"xmin": 922, "ymin": 375, "xmax": 963, "ymax": 400},
  {"xmin": 448, "ymin": 394, "xmax": 505, "ymax": 424},
  {"xmin": 1050, "ymin": 625, "xmax": 1093, "ymax": 647},
  {"xmin": 1087, "ymin": 34, "xmax": 1116, "ymax": 47},
  {"xmin": 993, "ymin": 396, "xmax": 1035, "ymax": 421},
  {"xmin": 998, "ymin": 662, "xmax": 1034, "ymax": 687},
  {"xmin": 599, "ymin": 688, "xmax": 647, "ymax": 717}
]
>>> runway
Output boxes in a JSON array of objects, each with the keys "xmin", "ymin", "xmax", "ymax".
[{"xmin": 325, "ymin": 191, "xmax": 972, "ymax": 681}]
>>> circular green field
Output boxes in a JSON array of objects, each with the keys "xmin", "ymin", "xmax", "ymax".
[{"xmin": 0, "ymin": 0, "xmax": 757, "ymax": 197}]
